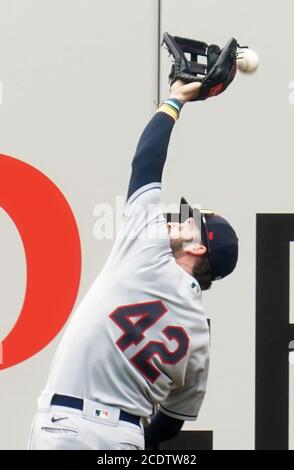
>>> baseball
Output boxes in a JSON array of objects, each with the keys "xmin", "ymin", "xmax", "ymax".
[{"xmin": 237, "ymin": 48, "xmax": 259, "ymax": 74}]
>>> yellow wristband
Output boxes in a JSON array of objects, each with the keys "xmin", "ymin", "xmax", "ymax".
[{"xmin": 156, "ymin": 103, "xmax": 179, "ymax": 121}]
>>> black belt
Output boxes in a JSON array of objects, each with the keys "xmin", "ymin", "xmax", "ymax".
[{"xmin": 51, "ymin": 394, "xmax": 140, "ymax": 427}]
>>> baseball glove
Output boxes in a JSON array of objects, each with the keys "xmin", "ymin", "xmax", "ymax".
[{"xmin": 162, "ymin": 32, "xmax": 239, "ymax": 101}]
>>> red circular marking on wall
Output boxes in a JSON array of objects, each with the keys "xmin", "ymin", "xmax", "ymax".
[{"xmin": 0, "ymin": 154, "xmax": 81, "ymax": 370}]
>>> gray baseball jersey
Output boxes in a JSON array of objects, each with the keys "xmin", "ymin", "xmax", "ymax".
[{"xmin": 45, "ymin": 183, "xmax": 209, "ymax": 421}]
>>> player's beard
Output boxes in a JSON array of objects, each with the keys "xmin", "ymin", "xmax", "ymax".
[{"xmin": 170, "ymin": 238, "xmax": 185, "ymax": 258}]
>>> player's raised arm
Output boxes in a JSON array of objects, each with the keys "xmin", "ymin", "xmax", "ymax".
[{"xmin": 127, "ymin": 81, "xmax": 201, "ymax": 201}]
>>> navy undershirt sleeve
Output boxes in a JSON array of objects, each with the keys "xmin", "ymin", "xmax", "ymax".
[
  {"xmin": 144, "ymin": 411, "xmax": 184, "ymax": 448},
  {"xmin": 127, "ymin": 112, "xmax": 175, "ymax": 201}
]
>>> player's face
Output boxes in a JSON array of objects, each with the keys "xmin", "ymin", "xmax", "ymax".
[{"xmin": 167, "ymin": 217, "xmax": 201, "ymax": 245}]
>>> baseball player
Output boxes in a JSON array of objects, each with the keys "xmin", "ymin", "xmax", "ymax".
[{"xmin": 28, "ymin": 79, "xmax": 238, "ymax": 450}]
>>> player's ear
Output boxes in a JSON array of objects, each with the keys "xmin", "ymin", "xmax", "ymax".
[{"xmin": 184, "ymin": 244, "xmax": 207, "ymax": 257}]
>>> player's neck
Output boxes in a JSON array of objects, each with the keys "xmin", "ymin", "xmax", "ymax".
[{"xmin": 174, "ymin": 254, "xmax": 194, "ymax": 276}]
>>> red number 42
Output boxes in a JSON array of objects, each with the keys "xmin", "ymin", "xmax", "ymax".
[{"xmin": 110, "ymin": 300, "xmax": 189, "ymax": 383}]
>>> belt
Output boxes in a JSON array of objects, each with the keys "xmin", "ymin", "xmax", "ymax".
[{"xmin": 51, "ymin": 394, "xmax": 141, "ymax": 427}]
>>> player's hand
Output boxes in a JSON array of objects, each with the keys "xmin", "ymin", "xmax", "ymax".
[{"xmin": 169, "ymin": 79, "xmax": 202, "ymax": 104}]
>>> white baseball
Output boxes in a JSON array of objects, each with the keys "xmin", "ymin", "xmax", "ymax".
[{"xmin": 237, "ymin": 48, "xmax": 259, "ymax": 74}]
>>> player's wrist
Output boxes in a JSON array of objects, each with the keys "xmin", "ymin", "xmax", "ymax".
[{"xmin": 169, "ymin": 93, "xmax": 186, "ymax": 104}]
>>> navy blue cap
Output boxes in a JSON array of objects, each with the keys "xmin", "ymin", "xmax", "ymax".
[{"xmin": 180, "ymin": 198, "xmax": 239, "ymax": 281}]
